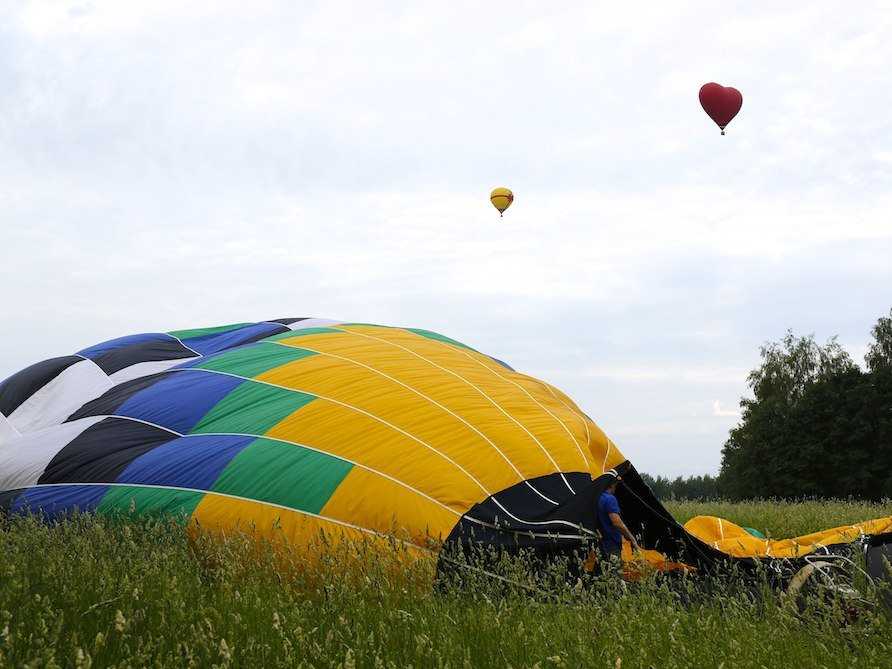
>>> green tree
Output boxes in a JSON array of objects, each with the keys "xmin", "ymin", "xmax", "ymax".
[
  {"xmin": 640, "ymin": 472, "xmax": 722, "ymax": 500},
  {"xmin": 866, "ymin": 308, "xmax": 892, "ymax": 373},
  {"xmin": 865, "ymin": 309, "xmax": 892, "ymax": 497},
  {"xmin": 719, "ymin": 331, "xmax": 857, "ymax": 499},
  {"xmin": 720, "ymin": 314, "xmax": 892, "ymax": 500},
  {"xmin": 788, "ymin": 366, "xmax": 874, "ymax": 496}
]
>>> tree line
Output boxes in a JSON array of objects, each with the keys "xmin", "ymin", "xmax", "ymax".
[
  {"xmin": 639, "ymin": 473, "xmax": 721, "ymax": 500},
  {"xmin": 642, "ymin": 308, "xmax": 892, "ymax": 501}
]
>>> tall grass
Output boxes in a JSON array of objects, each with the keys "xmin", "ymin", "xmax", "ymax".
[{"xmin": 0, "ymin": 503, "xmax": 888, "ymax": 668}]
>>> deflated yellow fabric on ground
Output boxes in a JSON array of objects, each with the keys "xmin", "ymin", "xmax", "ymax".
[{"xmin": 684, "ymin": 515, "xmax": 892, "ymax": 558}]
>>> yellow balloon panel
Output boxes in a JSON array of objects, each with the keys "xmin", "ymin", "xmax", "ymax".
[
  {"xmin": 259, "ymin": 352, "xmax": 529, "ymax": 491},
  {"xmin": 191, "ymin": 491, "xmax": 369, "ymax": 548},
  {"xmin": 189, "ymin": 492, "xmax": 435, "ymax": 574},
  {"xmin": 321, "ymin": 467, "xmax": 459, "ymax": 546},
  {"xmin": 266, "ymin": 399, "xmax": 486, "ymax": 513},
  {"xmin": 268, "ymin": 332, "xmax": 573, "ymax": 481},
  {"xmin": 330, "ymin": 325, "xmax": 616, "ymax": 476}
]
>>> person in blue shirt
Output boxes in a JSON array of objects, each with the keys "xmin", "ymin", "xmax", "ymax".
[{"xmin": 597, "ymin": 475, "xmax": 640, "ymax": 568}]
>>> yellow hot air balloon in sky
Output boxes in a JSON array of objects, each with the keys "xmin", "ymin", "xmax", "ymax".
[{"xmin": 490, "ymin": 187, "xmax": 513, "ymax": 217}]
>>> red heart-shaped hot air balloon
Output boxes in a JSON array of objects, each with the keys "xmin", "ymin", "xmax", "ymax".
[{"xmin": 699, "ymin": 83, "xmax": 743, "ymax": 135}]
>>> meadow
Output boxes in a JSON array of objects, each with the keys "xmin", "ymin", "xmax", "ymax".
[{"xmin": 0, "ymin": 500, "xmax": 889, "ymax": 669}]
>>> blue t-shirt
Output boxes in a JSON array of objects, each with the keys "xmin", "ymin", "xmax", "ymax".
[{"xmin": 597, "ymin": 491, "xmax": 622, "ymax": 551}]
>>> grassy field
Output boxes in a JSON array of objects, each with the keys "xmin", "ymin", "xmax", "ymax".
[{"xmin": 0, "ymin": 500, "xmax": 889, "ymax": 668}]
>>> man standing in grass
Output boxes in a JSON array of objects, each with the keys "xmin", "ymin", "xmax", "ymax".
[{"xmin": 597, "ymin": 474, "xmax": 639, "ymax": 571}]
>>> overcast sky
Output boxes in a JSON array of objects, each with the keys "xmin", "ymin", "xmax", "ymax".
[{"xmin": 2, "ymin": 1, "xmax": 891, "ymax": 476}]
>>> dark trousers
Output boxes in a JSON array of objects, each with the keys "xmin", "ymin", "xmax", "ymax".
[{"xmin": 598, "ymin": 543, "xmax": 622, "ymax": 575}]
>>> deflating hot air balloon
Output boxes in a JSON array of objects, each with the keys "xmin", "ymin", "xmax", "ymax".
[
  {"xmin": 0, "ymin": 318, "xmax": 615, "ymax": 559},
  {"xmin": 490, "ymin": 187, "xmax": 513, "ymax": 217},
  {"xmin": 699, "ymin": 82, "xmax": 743, "ymax": 135},
  {"xmin": 0, "ymin": 318, "xmax": 888, "ymax": 584}
]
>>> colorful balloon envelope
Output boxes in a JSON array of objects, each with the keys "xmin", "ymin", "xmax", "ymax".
[
  {"xmin": 490, "ymin": 187, "xmax": 513, "ymax": 217},
  {"xmin": 699, "ymin": 82, "xmax": 743, "ymax": 135},
  {"xmin": 0, "ymin": 319, "xmax": 617, "ymax": 559},
  {"xmin": 1, "ymin": 318, "xmax": 888, "ymax": 581}
]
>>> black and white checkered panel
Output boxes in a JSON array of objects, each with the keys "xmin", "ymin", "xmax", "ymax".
[
  {"xmin": 0, "ymin": 346, "xmax": 198, "ymax": 445},
  {"xmin": 0, "ymin": 318, "xmax": 332, "ymax": 448}
]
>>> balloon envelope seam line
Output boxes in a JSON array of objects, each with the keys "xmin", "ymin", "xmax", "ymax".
[
  {"xmin": 97, "ymin": 414, "xmax": 181, "ymax": 437},
  {"xmin": 541, "ymin": 383, "xmax": 592, "ymax": 454},
  {"xmin": 329, "ymin": 326, "xmax": 569, "ymax": 503},
  {"xmin": 326, "ymin": 326, "xmax": 564, "ymax": 502},
  {"xmin": 456, "ymin": 351, "xmax": 590, "ymax": 477},
  {"xmin": 198, "ymin": 432, "xmax": 465, "ymax": 518},
  {"xmin": 12, "ymin": 480, "xmax": 427, "ymax": 545},
  {"xmin": 163, "ymin": 368, "xmax": 592, "ymax": 532},
  {"xmin": 393, "ymin": 328, "xmax": 577, "ymax": 495},
  {"xmin": 162, "ymin": 333, "xmax": 203, "ymax": 358},
  {"xmin": 48, "ymin": 414, "xmax": 468, "ymax": 518},
  {"xmin": 10, "ymin": 481, "xmax": 593, "ymax": 539},
  {"xmin": 167, "ymin": 368, "xmax": 592, "ymax": 531},
  {"xmin": 602, "ymin": 440, "xmax": 613, "ymax": 473},
  {"xmin": 265, "ymin": 340, "xmax": 531, "ymax": 490},
  {"xmin": 162, "ymin": 367, "xmax": 495, "ymax": 497}
]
